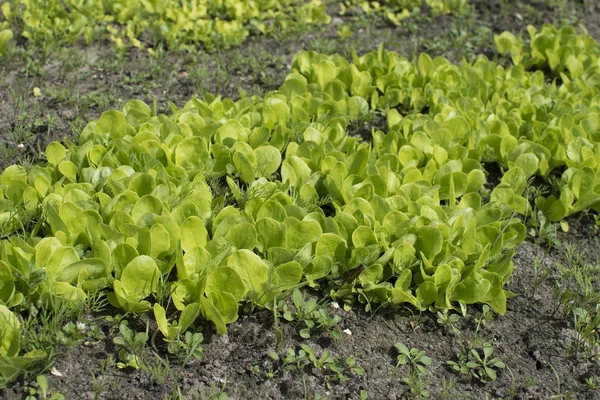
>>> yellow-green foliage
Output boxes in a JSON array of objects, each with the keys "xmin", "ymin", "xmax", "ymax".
[
  {"xmin": 0, "ymin": 29, "xmax": 12, "ymax": 55},
  {"xmin": 1, "ymin": 0, "xmax": 330, "ymax": 50},
  {"xmin": 0, "ymin": 0, "xmax": 470, "ymax": 50},
  {"xmin": 340, "ymin": 0, "xmax": 470, "ymax": 25},
  {"xmin": 1, "ymin": 22, "xmax": 599, "ymax": 388}
]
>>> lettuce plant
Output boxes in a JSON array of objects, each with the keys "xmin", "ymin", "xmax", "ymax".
[
  {"xmin": 0, "ymin": 29, "xmax": 12, "ymax": 55},
  {"xmin": 1, "ymin": 23, "xmax": 600, "ymax": 388},
  {"xmin": 3, "ymin": 0, "xmax": 330, "ymax": 50},
  {"xmin": 0, "ymin": 305, "xmax": 46, "ymax": 388}
]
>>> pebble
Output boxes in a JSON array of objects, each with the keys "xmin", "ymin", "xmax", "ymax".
[
  {"xmin": 61, "ymin": 110, "xmax": 75, "ymax": 120},
  {"xmin": 558, "ymin": 328, "xmax": 577, "ymax": 345},
  {"xmin": 218, "ymin": 334, "xmax": 230, "ymax": 345}
]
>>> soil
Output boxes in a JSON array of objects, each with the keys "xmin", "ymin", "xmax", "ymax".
[{"xmin": 1, "ymin": 0, "xmax": 600, "ymax": 399}]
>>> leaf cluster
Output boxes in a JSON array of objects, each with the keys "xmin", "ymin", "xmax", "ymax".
[
  {"xmin": 280, "ymin": 289, "xmax": 341, "ymax": 339},
  {"xmin": 1, "ymin": 0, "xmax": 330, "ymax": 51},
  {"xmin": 447, "ymin": 342, "xmax": 505, "ymax": 383}
]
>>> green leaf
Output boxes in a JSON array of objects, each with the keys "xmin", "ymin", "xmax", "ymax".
[
  {"xmin": 286, "ymin": 220, "xmax": 322, "ymax": 250},
  {"xmin": 215, "ymin": 119, "xmax": 246, "ymax": 146},
  {"xmin": 58, "ymin": 161, "xmax": 78, "ymax": 180},
  {"xmin": 94, "ymin": 111, "xmax": 135, "ymax": 139},
  {"xmin": 45, "ymin": 142, "xmax": 67, "ymax": 165},
  {"xmin": 451, "ymin": 274, "xmax": 491, "ymax": 304},
  {"xmin": 211, "ymin": 291, "xmax": 239, "ymax": 324},
  {"xmin": 274, "ymin": 261, "xmax": 302, "ymax": 291},
  {"xmin": 118, "ymin": 255, "xmax": 160, "ymax": 299},
  {"xmin": 256, "ymin": 218, "xmax": 286, "ymax": 252},
  {"xmin": 255, "ymin": 146, "xmax": 282, "ymax": 177},
  {"xmin": 175, "ymin": 137, "xmax": 209, "ymax": 170},
  {"xmin": 171, "ymin": 279, "xmax": 199, "ymax": 310},
  {"xmin": 233, "ymin": 150, "xmax": 255, "ymax": 183},
  {"xmin": 128, "ymin": 173, "xmax": 156, "ymax": 197},
  {"xmin": 0, "ymin": 305, "xmax": 20, "ymax": 357},
  {"xmin": 415, "ymin": 226, "xmax": 442, "ymax": 261},
  {"xmin": 224, "ymin": 222, "xmax": 257, "ymax": 250},
  {"xmin": 352, "ymin": 226, "xmax": 377, "ymax": 248},
  {"xmin": 180, "ymin": 216, "xmax": 209, "ymax": 253},
  {"xmin": 0, "ymin": 30, "xmax": 13, "ymax": 56},
  {"xmin": 281, "ymin": 156, "xmax": 311, "ymax": 187},
  {"xmin": 565, "ymin": 55, "xmax": 583, "ymax": 78},
  {"xmin": 315, "ymin": 233, "xmax": 346, "ymax": 263},
  {"xmin": 226, "ymin": 250, "xmax": 269, "ymax": 295},
  {"xmin": 181, "ymin": 246, "xmax": 212, "ymax": 281},
  {"xmin": 494, "ymin": 31, "xmax": 518, "ymax": 54},
  {"xmin": 131, "ymin": 195, "xmax": 164, "ymax": 222},
  {"xmin": 200, "ymin": 295, "xmax": 227, "ymax": 334},
  {"xmin": 0, "ymin": 262, "xmax": 15, "ymax": 306},
  {"xmin": 45, "ymin": 246, "xmax": 80, "ymax": 280},
  {"xmin": 570, "ymin": 167, "xmax": 595, "ymax": 198},
  {"xmin": 179, "ymin": 302, "xmax": 200, "ymax": 332},
  {"xmin": 55, "ymin": 258, "xmax": 106, "ymax": 284},
  {"xmin": 263, "ymin": 98, "xmax": 290, "ymax": 129},
  {"xmin": 206, "ymin": 266, "xmax": 246, "ymax": 301},
  {"xmin": 154, "ymin": 303, "xmax": 178, "ymax": 341},
  {"xmin": 416, "ymin": 281, "xmax": 438, "ymax": 306}
]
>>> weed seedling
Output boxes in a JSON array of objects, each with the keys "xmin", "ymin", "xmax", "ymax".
[
  {"xmin": 24, "ymin": 375, "xmax": 64, "ymax": 400},
  {"xmin": 271, "ymin": 345, "xmax": 364, "ymax": 381},
  {"xmin": 393, "ymin": 343, "xmax": 432, "ymax": 398},
  {"xmin": 474, "ymin": 305, "xmax": 494, "ymax": 338},
  {"xmin": 447, "ymin": 342, "xmax": 505, "ymax": 383},
  {"xmin": 281, "ymin": 289, "xmax": 341, "ymax": 339},
  {"xmin": 436, "ymin": 310, "xmax": 460, "ymax": 336},
  {"xmin": 112, "ymin": 322, "xmax": 149, "ymax": 369}
]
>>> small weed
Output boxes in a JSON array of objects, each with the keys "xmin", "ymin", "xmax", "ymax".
[
  {"xmin": 112, "ymin": 322, "xmax": 149, "ymax": 370},
  {"xmin": 280, "ymin": 289, "xmax": 341, "ymax": 339},
  {"xmin": 436, "ymin": 310, "xmax": 460, "ymax": 336},
  {"xmin": 268, "ymin": 345, "xmax": 365, "ymax": 382},
  {"xmin": 166, "ymin": 331, "xmax": 204, "ymax": 363},
  {"xmin": 522, "ymin": 375, "xmax": 537, "ymax": 388},
  {"xmin": 585, "ymin": 376, "xmax": 599, "ymax": 390},
  {"xmin": 447, "ymin": 342, "xmax": 505, "ymax": 383},
  {"xmin": 198, "ymin": 381, "xmax": 228, "ymax": 400},
  {"xmin": 23, "ymin": 375, "xmax": 65, "ymax": 400},
  {"xmin": 393, "ymin": 343, "xmax": 431, "ymax": 398},
  {"xmin": 553, "ymin": 244, "xmax": 600, "ymax": 361},
  {"xmin": 439, "ymin": 376, "xmax": 470, "ymax": 399}
]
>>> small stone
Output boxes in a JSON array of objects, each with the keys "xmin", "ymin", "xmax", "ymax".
[
  {"xmin": 558, "ymin": 328, "xmax": 577, "ymax": 344},
  {"xmin": 219, "ymin": 334, "xmax": 230, "ymax": 345},
  {"xmin": 61, "ymin": 110, "xmax": 75, "ymax": 120}
]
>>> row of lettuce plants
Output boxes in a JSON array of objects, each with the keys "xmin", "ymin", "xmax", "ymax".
[{"xmin": 1, "ymin": 24, "xmax": 599, "ymax": 387}]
